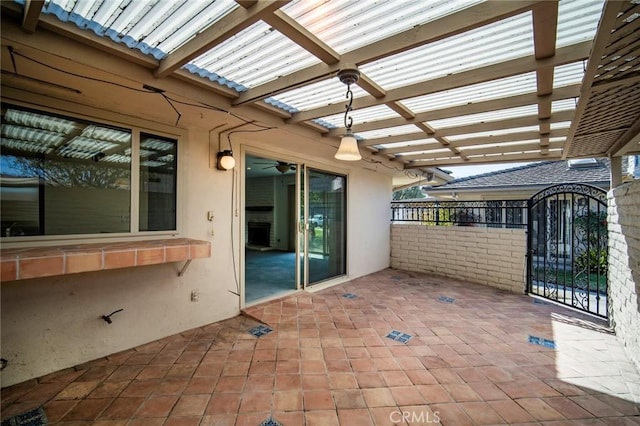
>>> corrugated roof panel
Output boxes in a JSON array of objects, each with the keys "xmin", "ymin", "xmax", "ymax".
[
  {"xmin": 281, "ymin": 0, "xmax": 482, "ymax": 54},
  {"xmin": 360, "ymin": 12, "xmax": 534, "ymax": 90},
  {"xmin": 271, "ymin": 78, "xmax": 369, "ymax": 112},
  {"xmin": 428, "ymin": 105, "xmax": 539, "ymax": 129},
  {"xmin": 42, "ymin": 0, "xmax": 239, "ymax": 60},
  {"xmin": 376, "ymin": 138, "xmax": 439, "ymax": 150},
  {"xmin": 319, "ymin": 105, "xmax": 399, "ymax": 128},
  {"xmin": 187, "ymin": 20, "xmax": 321, "ymax": 89},
  {"xmin": 462, "ymin": 137, "xmax": 566, "ymax": 151},
  {"xmin": 397, "ymin": 148, "xmax": 451, "ymax": 157},
  {"xmin": 556, "ymin": 0, "xmax": 604, "ymax": 48},
  {"xmin": 356, "ymin": 125, "xmax": 421, "ymax": 139},
  {"xmin": 446, "ymin": 126, "xmax": 541, "ymax": 141},
  {"xmin": 402, "ymin": 73, "xmax": 538, "ymax": 113},
  {"xmin": 552, "ymin": 99, "xmax": 578, "ymax": 112},
  {"xmin": 554, "ymin": 62, "xmax": 587, "ymax": 88}
]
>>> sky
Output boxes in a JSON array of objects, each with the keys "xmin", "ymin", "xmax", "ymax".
[{"xmin": 442, "ymin": 162, "xmax": 534, "ymax": 179}]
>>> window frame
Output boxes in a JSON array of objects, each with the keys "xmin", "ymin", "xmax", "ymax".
[{"xmin": 1, "ymin": 101, "xmax": 184, "ymax": 244}]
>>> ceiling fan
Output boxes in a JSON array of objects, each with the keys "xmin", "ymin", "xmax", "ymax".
[{"xmin": 256, "ymin": 160, "xmax": 296, "ymax": 174}]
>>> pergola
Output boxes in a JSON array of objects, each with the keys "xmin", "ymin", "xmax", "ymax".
[{"xmin": 2, "ymin": 0, "xmax": 639, "ymax": 178}]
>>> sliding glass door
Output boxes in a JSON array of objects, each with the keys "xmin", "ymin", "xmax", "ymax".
[{"xmin": 301, "ymin": 167, "xmax": 347, "ymax": 286}]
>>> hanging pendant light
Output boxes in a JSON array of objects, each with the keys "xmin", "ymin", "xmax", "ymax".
[{"xmin": 335, "ymin": 67, "xmax": 362, "ymax": 161}]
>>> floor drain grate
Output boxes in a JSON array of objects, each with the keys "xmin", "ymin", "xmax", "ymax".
[
  {"xmin": 386, "ymin": 330, "xmax": 413, "ymax": 344},
  {"xmin": 248, "ymin": 325, "xmax": 273, "ymax": 338}
]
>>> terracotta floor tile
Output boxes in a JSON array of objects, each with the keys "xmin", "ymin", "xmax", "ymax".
[
  {"xmin": 214, "ymin": 376, "xmax": 245, "ymax": 393},
  {"xmin": 135, "ymin": 394, "xmax": 179, "ymax": 417},
  {"xmin": 61, "ymin": 397, "xmax": 112, "ymax": 421},
  {"xmin": 443, "ymin": 383, "xmax": 483, "ymax": 402},
  {"xmin": 154, "ymin": 378, "xmax": 189, "ymax": 395},
  {"xmin": 3, "ymin": 269, "xmax": 640, "ymax": 426},
  {"xmin": 54, "ymin": 381, "xmax": 100, "ymax": 400},
  {"xmin": 239, "ymin": 391, "xmax": 272, "ymax": 413},
  {"xmin": 430, "ymin": 402, "xmax": 474, "ymax": 426},
  {"xmin": 305, "ymin": 409, "xmax": 340, "ymax": 426},
  {"xmin": 415, "ymin": 384, "xmax": 454, "ymax": 404},
  {"xmin": 356, "ymin": 372, "xmax": 387, "ymax": 388},
  {"xmin": 337, "ymin": 408, "xmax": 373, "ymax": 426},
  {"xmin": 163, "ymin": 415, "xmax": 202, "ymax": 426},
  {"xmin": 200, "ymin": 413, "xmax": 236, "ymax": 426},
  {"xmin": 570, "ymin": 395, "xmax": 625, "ymax": 417},
  {"xmin": 362, "ymin": 387, "xmax": 396, "ymax": 407},
  {"xmin": 381, "ymin": 370, "xmax": 413, "ymax": 387},
  {"xmin": 302, "ymin": 374, "xmax": 331, "ymax": 390},
  {"xmin": 205, "ymin": 393, "xmax": 241, "ymax": 415},
  {"xmin": 488, "ymin": 399, "xmax": 537, "ymax": 423},
  {"xmin": 99, "ymin": 397, "xmax": 145, "ymax": 419},
  {"xmin": 545, "ymin": 396, "xmax": 596, "ymax": 419},
  {"xmin": 516, "ymin": 397, "xmax": 566, "ymax": 421},
  {"xmin": 332, "ymin": 389, "xmax": 367, "ymax": 409},
  {"xmin": 43, "ymin": 399, "xmax": 78, "ymax": 423},
  {"xmin": 459, "ymin": 401, "xmax": 505, "ymax": 425},
  {"xmin": 304, "ymin": 390, "xmax": 335, "ymax": 410},
  {"xmin": 270, "ymin": 389, "xmax": 301, "ymax": 412},
  {"xmin": 171, "ymin": 394, "xmax": 210, "ymax": 416},
  {"xmin": 390, "ymin": 386, "xmax": 425, "ymax": 406},
  {"xmin": 328, "ymin": 372, "xmax": 358, "ymax": 389}
]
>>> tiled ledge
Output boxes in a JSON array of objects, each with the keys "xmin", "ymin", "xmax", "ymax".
[{"xmin": 0, "ymin": 238, "xmax": 211, "ymax": 282}]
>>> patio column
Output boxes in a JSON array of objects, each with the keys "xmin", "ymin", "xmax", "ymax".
[{"xmin": 610, "ymin": 155, "xmax": 622, "ymax": 189}]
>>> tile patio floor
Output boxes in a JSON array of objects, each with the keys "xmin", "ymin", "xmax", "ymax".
[{"xmin": 2, "ymin": 269, "xmax": 639, "ymax": 425}]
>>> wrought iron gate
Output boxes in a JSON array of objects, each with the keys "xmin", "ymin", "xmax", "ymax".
[{"xmin": 527, "ymin": 184, "xmax": 608, "ymax": 318}]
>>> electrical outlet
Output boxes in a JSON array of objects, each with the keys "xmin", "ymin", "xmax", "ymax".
[{"xmin": 191, "ymin": 290, "xmax": 200, "ymax": 302}]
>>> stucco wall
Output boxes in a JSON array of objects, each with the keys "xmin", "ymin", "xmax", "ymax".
[
  {"xmin": 608, "ymin": 180, "xmax": 640, "ymax": 372},
  {"xmin": 0, "ymin": 17, "xmax": 395, "ymax": 387},
  {"xmin": 0, "ymin": 117, "xmax": 392, "ymax": 389},
  {"xmin": 390, "ymin": 225, "xmax": 527, "ymax": 293}
]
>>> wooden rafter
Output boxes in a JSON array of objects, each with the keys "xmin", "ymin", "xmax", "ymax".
[
  {"xmin": 327, "ymin": 85, "xmax": 580, "ymax": 137},
  {"xmin": 562, "ymin": 1, "xmax": 626, "ymax": 159},
  {"xmin": 21, "ymin": 0, "xmax": 44, "ymax": 33},
  {"xmin": 291, "ymin": 42, "xmax": 590, "ymax": 124},
  {"xmin": 233, "ymin": 1, "xmax": 542, "ymax": 106},
  {"xmin": 532, "ymin": 0, "xmax": 558, "ymax": 153},
  {"xmin": 405, "ymin": 151, "xmax": 563, "ymax": 168}
]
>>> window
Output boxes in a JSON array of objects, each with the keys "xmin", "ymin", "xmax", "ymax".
[{"xmin": 0, "ymin": 104, "xmax": 177, "ymax": 238}]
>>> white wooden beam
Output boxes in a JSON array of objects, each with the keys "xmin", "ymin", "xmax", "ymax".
[
  {"xmin": 264, "ymin": 10, "xmax": 340, "ymax": 64},
  {"xmin": 562, "ymin": 1, "xmax": 625, "ymax": 158},
  {"xmin": 233, "ymin": 1, "xmax": 542, "ymax": 106},
  {"xmin": 291, "ymin": 43, "xmax": 590, "ymax": 123}
]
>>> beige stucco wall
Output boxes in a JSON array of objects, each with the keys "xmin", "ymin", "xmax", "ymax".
[
  {"xmin": 608, "ymin": 180, "xmax": 640, "ymax": 372},
  {"xmin": 390, "ymin": 225, "xmax": 527, "ymax": 293},
  {"xmin": 0, "ymin": 23, "xmax": 393, "ymax": 386}
]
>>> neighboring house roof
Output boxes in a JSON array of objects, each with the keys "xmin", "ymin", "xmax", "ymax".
[{"xmin": 424, "ymin": 159, "xmax": 611, "ymax": 193}]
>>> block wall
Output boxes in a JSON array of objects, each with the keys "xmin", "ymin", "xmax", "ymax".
[
  {"xmin": 390, "ymin": 225, "xmax": 527, "ymax": 293},
  {"xmin": 608, "ymin": 179, "xmax": 640, "ymax": 371}
]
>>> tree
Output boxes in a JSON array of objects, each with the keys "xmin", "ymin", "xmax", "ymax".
[{"xmin": 392, "ymin": 186, "xmax": 425, "ymax": 200}]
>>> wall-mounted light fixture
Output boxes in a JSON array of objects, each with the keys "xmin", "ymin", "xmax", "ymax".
[
  {"xmin": 217, "ymin": 150, "xmax": 235, "ymax": 171},
  {"xmin": 335, "ymin": 67, "xmax": 362, "ymax": 161}
]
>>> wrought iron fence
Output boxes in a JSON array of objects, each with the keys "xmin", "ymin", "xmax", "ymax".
[{"xmin": 391, "ymin": 200, "xmax": 528, "ymax": 229}]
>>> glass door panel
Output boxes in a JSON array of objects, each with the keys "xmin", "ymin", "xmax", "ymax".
[{"xmin": 307, "ymin": 169, "xmax": 346, "ymax": 284}]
